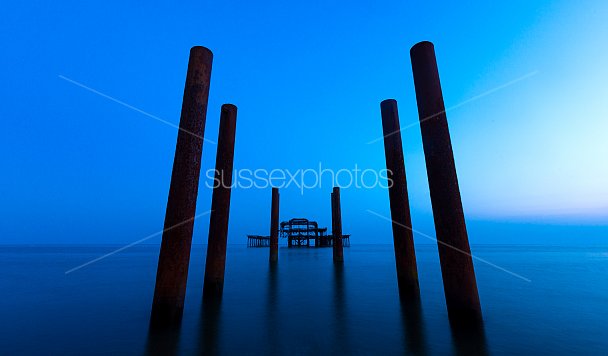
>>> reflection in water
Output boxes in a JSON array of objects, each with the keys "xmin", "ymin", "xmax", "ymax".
[
  {"xmin": 449, "ymin": 317, "xmax": 489, "ymax": 356},
  {"xmin": 10, "ymin": 245, "xmax": 608, "ymax": 354},
  {"xmin": 332, "ymin": 264, "xmax": 349, "ymax": 354},
  {"xmin": 145, "ymin": 326, "xmax": 181, "ymax": 356},
  {"xmin": 399, "ymin": 296, "xmax": 427, "ymax": 355},
  {"xmin": 198, "ymin": 297, "xmax": 222, "ymax": 355},
  {"xmin": 142, "ymin": 247, "xmax": 485, "ymax": 356},
  {"xmin": 266, "ymin": 262, "xmax": 280, "ymax": 355}
]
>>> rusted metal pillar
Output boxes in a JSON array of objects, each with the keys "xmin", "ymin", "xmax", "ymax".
[
  {"xmin": 269, "ymin": 187, "xmax": 279, "ymax": 262},
  {"xmin": 410, "ymin": 41, "xmax": 482, "ymax": 324},
  {"xmin": 331, "ymin": 187, "xmax": 344, "ymax": 263},
  {"xmin": 380, "ymin": 99, "xmax": 420, "ymax": 301},
  {"xmin": 203, "ymin": 104, "xmax": 238, "ymax": 300},
  {"xmin": 150, "ymin": 46, "xmax": 213, "ymax": 329}
]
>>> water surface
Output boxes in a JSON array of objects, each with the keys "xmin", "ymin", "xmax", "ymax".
[{"xmin": 1, "ymin": 244, "xmax": 607, "ymax": 355}]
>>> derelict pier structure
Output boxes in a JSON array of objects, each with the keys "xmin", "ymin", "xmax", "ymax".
[{"xmin": 247, "ymin": 217, "xmax": 350, "ymax": 248}]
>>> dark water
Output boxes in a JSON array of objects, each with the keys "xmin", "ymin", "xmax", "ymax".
[{"xmin": 2, "ymin": 244, "xmax": 608, "ymax": 355}]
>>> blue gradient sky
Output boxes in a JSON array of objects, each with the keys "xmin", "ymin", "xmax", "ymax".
[{"xmin": 1, "ymin": 0, "xmax": 606, "ymax": 244}]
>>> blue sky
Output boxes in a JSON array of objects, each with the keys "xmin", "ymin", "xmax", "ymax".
[{"xmin": 1, "ymin": 0, "xmax": 606, "ymax": 244}]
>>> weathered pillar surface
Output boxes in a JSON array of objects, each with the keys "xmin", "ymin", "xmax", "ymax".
[
  {"xmin": 331, "ymin": 187, "xmax": 344, "ymax": 263},
  {"xmin": 410, "ymin": 41, "xmax": 482, "ymax": 323},
  {"xmin": 203, "ymin": 104, "xmax": 238, "ymax": 300},
  {"xmin": 269, "ymin": 187, "xmax": 279, "ymax": 262},
  {"xmin": 380, "ymin": 99, "xmax": 420, "ymax": 300},
  {"xmin": 150, "ymin": 46, "xmax": 213, "ymax": 329}
]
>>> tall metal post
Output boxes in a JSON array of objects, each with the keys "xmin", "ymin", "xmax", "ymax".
[
  {"xmin": 203, "ymin": 104, "xmax": 238, "ymax": 300},
  {"xmin": 410, "ymin": 41, "xmax": 482, "ymax": 324},
  {"xmin": 269, "ymin": 187, "xmax": 279, "ymax": 262},
  {"xmin": 380, "ymin": 99, "xmax": 420, "ymax": 300},
  {"xmin": 151, "ymin": 46, "xmax": 213, "ymax": 328},
  {"xmin": 331, "ymin": 187, "xmax": 344, "ymax": 263}
]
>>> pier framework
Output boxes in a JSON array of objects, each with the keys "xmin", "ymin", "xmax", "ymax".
[
  {"xmin": 247, "ymin": 235, "xmax": 270, "ymax": 247},
  {"xmin": 282, "ymin": 218, "xmax": 350, "ymax": 247},
  {"xmin": 247, "ymin": 218, "xmax": 350, "ymax": 248}
]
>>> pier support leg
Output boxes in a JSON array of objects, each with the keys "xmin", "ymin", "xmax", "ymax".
[
  {"xmin": 269, "ymin": 187, "xmax": 279, "ymax": 263},
  {"xmin": 150, "ymin": 46, "xmax": 213, "ymax": 329},
  {"xmin": 410, "ymin": 41, "xmax": 482, "ymax": 325},
  {"xmin": 203, "ymin": 104, "xmax": 238, "ymax": 300},
  {"xmin": 331, "ymin": 187, "xmax": 344, "ymax": 263},
  {"xmin": 380, "ymin": 99, "xmax": 421, "ymax": 301}
]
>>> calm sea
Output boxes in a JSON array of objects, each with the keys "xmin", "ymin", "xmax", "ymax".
[{"xmin": 1, "ymin": 244, "xmax": 607, "ymax": 355}]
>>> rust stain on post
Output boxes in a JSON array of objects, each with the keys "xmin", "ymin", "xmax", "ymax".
[
  {"xmin": 203, "ymin": 104, "xmax": 238, "ymax": 300},
  {"xmin": 380, "ymin": 99, "xmax": 420, "ymax": 300},
  {"xmin": 410, "ymin": 41, "xmax": 482, "ymax": 324},
  {"xmin": 331, "ymin": 187, "xmax": 344, "ymax": 263},
  {"xmin": 150, "ymin": 46, "xmax": 213, "ymax": 329},
  {"xmin": 269, "ymin": 187, "xmax": 280, "ymax": 263}
]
